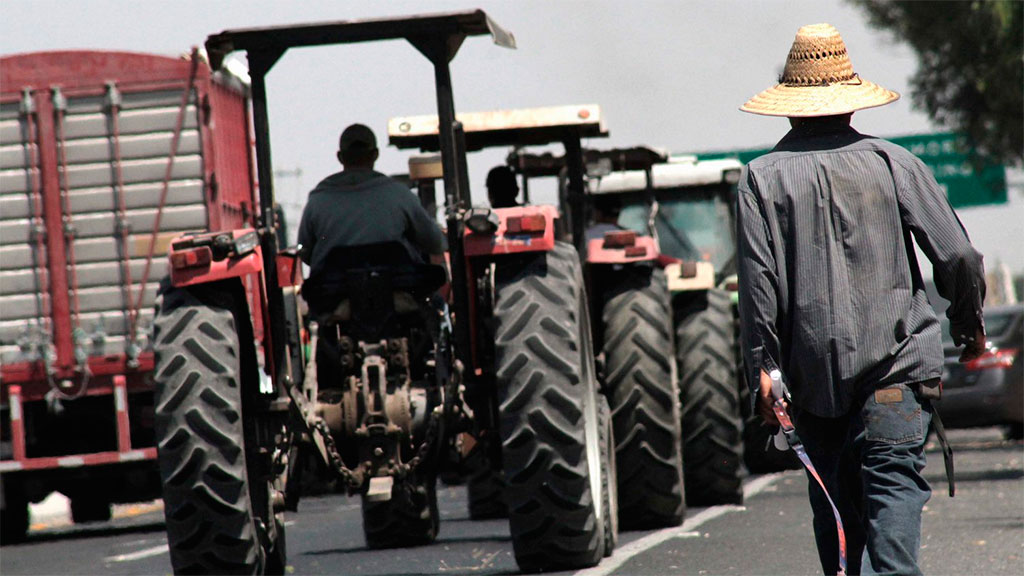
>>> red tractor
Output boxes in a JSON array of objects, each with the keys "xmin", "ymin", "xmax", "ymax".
[
  {"xmin": 153, "ymin": 12, "xmax": 614, "ymax": 574},
  {"xmin": 389, "ymin": 110, "xmax": 686, "ymax": 530}
]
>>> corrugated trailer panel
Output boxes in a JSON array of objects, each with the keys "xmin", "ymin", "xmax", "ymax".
[
  {"xmin": 0, "ymin": 99, "xmax": 48, "ymax": 357},
  {"xmin": 0, "ymin": 76, "xmax": 207, "ymax": 364},
  {"xmin": 0, "ymin": 49, "xmax": 255, "ymax": 380}
]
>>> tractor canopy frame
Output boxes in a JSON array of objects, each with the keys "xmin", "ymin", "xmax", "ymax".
[
  {"xmin": 388, "ymin": 104, "xmax": 608, "ymax": 253},
  {"xmin": 204, "ymin": 10, "xmax": 514, "ymax": 380}
]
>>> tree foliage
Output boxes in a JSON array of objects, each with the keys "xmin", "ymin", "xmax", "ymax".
[{"xmin": 848, "ymin": 0, "xmax": 1022, "ymax": 165}]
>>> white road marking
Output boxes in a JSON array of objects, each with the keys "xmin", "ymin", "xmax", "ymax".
[
  {"xmin": 104, "ymin": 543, "xmax": 169, "ymax": 563},
  {"xmin": 574, "ymin": 472, "xmax": 790, "ymax": 576}
]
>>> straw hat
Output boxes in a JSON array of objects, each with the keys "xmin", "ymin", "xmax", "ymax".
[{"xmin": 740, "ymin": 23, "xmax": 899, "ymax": 117}]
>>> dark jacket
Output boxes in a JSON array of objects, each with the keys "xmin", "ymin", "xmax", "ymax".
[{"xmin": 737, "ymin": 122, "xmax": 985, "ymax": 417}]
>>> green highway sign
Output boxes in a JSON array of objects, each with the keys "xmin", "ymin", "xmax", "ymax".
[
  {"xmin": 890, "ymin": 133, "xmax": 1006, "ymax": 208},
  {"xmin": 695, "ymin": 132, "xmax": 1007, "ymax": 209}
]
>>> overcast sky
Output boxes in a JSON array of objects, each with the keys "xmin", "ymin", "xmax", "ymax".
[{"xmin": 2, "ymin": 0, "xmax": 1021, "ymax": 274}]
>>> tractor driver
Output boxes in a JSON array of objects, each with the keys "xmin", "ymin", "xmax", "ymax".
[
  {"xmin": 585, "ymin": 195, "xmax": 624, "ymax": 242},
  {"xmin": 486, "ymin": 165, "xmax": 520, "ymax": 208},
  {"xmin": 298, "ymin": 123, "xmax": 446, "ymax": 281}
]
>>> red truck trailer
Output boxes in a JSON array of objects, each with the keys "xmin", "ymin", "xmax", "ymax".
[{"xmin": 0, "ymin": 49, "xmax": 257, "ymax": 543}]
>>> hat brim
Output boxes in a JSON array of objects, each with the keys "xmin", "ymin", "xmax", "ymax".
[{"xmin": 740, "ymin": 77, "xmax": 899, "ymax": 117}]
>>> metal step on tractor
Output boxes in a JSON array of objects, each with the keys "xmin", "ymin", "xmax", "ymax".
[
  {"xmin": 152, "ymin": 11, "xmax": 615, "ymax": 574},
  {"xmin": 389, "ymin": 109, "xmax": 686, "ymax": 530},
  {"xmin": 588, "ymin": 152, "xmax": 801, "ymax": 488}
]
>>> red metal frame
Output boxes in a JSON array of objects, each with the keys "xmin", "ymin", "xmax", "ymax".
[
  {"xmin": 1, "ymin": 354, "xmax": 154, "ymax": 391},
  {"xmin": 33, "ymin": 88, "xmax": 75, "ymax": 371},
  {"xmin": 276, "ymin": 252, "xmax": 303, "ymax": 288},
  {"xmin": 585, "ymin": 235, "xmax": 659, "ymax": 265},
  {"xmin": 1, "ymin": 51, "xmax": 209, "ymax": 92},
  {"xmin": 1, "ymin": 380, "xmax": 157, "ymax": 474}
]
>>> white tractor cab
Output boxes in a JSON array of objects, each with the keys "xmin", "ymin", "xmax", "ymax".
[
  {"xmin": 589, "ymin": 154, "xmax": 743, "ymax": 294},
  {"xmin": 591, "ymin": 153, "xmax": 801, "ymax": 492},
  {"xmin": 390, "ymin": 108, "xmax": 688, "ymax": 530}
]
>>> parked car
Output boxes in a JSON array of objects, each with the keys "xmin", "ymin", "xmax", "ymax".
[{"xmin": 934, "ymin": 304, "xmax": 1023, "ymax": 439}]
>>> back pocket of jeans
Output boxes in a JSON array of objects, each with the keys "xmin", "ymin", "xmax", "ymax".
[{"xmin": 863, "ymin": 384, "xmax": 923, "ymax": 445}]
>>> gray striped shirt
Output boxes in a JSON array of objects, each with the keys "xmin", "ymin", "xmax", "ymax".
[{"xmin": 737, "ymin": 122, "xmax": 986, "ymax": 417}]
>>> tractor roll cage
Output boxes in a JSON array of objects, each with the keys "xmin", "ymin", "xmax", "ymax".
[
  {"xmin": 508, "ymin": 146, "xmax": 669, "ymax": 179},
  {"xmin": 388, "ymin": 104, "xmax": 608, "ymax": 253},
  {"xmin": 205, "ymin": 10, "xmax": 514, "ymax": 385}
]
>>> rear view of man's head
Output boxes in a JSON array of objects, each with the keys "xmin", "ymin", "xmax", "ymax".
[
  {"xmin": 486, "ymin": 166, "xmax": 519, "ymax": 208},
  {"xmin": 337, "ymin": 123, "xmax": 379, "ymax": 170},
  {"xmin": 592, "ymin": 195, "xmax": 621, "ymax": 224}
]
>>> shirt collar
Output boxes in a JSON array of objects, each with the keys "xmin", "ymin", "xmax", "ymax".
[{"xmin": 774, "ymin": 121, "xmax": 864, "ymax": 152}]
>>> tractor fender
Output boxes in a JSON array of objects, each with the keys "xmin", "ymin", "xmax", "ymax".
[
  {"xmin": 463, "ymin": 205, "xmax": 558, "ymax": 257},
  {"xmin": 586, "ymin": 235, "xmax": 659, "ymax": 265},
  {"xmin": 168, "ymin": 229, "xmax": 264, "ymax": 288}
]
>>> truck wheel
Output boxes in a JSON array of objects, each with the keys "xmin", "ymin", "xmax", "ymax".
[
  {"xmin": 675, "ymin": 289, "xmax": 744, "ymax": 506},
  {"xmin": 0, "ymin": 480, "xmax": 29, "ymax": 545},
  {"xmin": 466, "ymin": 435, "xmax": 506, "ymax": 520},
  {"xmin": 601, "ymin": 267, "xmax": 685, "ymax": 529},
  {"xmin": 361, "ymin": 472, "xmax": 439, "ymax": 548},
  {"xmin": 153, "ymin": 284, "xmax": 282, "ymax": 575},
  {"xmin": 494, "ymin": 242, "xmax": 607, "ymax": 571},
  {"xmin": 70, "ymin": 498, "xmax": 111, "ymax": 524}
]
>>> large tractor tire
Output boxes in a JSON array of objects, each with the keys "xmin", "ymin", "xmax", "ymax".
[
  {"xmin": 600, "ymin": 267, "xmax": 685, "ymax": 529},
  {"xmin": 153, "ymin": 284, "xmax": 285, "ymax": 575},
  {"xmin": 598, "ymin": 393, "xmax": 618, "ymax": 557},
  {"xmin": 493, "ymin": 242, "xmax": 609, "ymax": 571},
  {"xmin": 0, "ymin": 479, "xmax": 29, "ymax": 545},
  {"xmin": 362, "ymin": 473, "xmax": 439, "ymax": 548},
  {"xmin": 465, "ymin": 435, "xmax": 507, "ymax": 520},
  {"xmin": 675, "ymin": 288, "xmax": 744, "ymax": 506}
]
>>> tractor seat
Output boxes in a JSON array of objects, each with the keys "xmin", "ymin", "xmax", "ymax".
[{"xmin": 303, "ymin": 242, "xmax": 446, "ymax": 319}]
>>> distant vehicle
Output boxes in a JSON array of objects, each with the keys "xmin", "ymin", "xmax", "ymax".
[{"xmin": 934, "ymin": 304, "xmax": 1023, "ymax": 439}]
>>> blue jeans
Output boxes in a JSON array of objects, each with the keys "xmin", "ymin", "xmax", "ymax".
[{"xmin": 793, "ymin": 384, "xmax": 932, "ymax": 575}]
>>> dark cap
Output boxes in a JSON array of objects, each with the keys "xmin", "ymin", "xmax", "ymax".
[
  {"xmin": 486, "ymin": 165, "xmax": 517, "ymax": 190},
  {"xmin": 338, "ymin": 123, "xmax": 377, "ymax": 153}
]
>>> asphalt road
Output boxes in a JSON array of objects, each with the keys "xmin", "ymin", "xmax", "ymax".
[{"xmin": 2, "ymin": 428, "xmax": 1021, "ymax": 576}]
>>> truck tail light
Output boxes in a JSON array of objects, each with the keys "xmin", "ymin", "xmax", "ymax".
[
  {"xmin": 170, "ymin": 246, "xmax": 212, "ymax": 270},
  {"xmin": 624, "ymin": 246, "xmax": 647, "ymax": 258},
  {"xmin": 965, "ymin": 348, "xmax": 1018, "ymax": 371},
  {"xmin": 506, "ymin": 214, "xmax": 546, "ymax": 234},
  {"xmin": 603, "ymin": 230, "xmax": 636, "ymax": 248}
]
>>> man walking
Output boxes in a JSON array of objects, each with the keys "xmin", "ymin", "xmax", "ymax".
[{"xmin": 736, "ymin": 23, "xmax": 987, "ymax": 575}]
